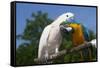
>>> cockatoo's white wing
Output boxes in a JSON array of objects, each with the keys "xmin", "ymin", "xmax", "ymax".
[{"xmin": 38, "ymin": 25, "xmax": 51, "ymax": 58}]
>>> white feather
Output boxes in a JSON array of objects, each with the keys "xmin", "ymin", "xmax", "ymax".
[
  {"xmin": 38, "ymin": 25, "xmax": 51, "ymax": 58},
  {"xmin": 90, "ymin": 39, "xmax": 96, "ymax": 48}
]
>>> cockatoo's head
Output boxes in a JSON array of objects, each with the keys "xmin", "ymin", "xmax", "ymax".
[
  {"xmin": 61, "ymin": 12, "xmax": 75, "ymax": 22},
  {"xmin": 52, "ymin": 12, "xmax": 75, "ymax": 25}
]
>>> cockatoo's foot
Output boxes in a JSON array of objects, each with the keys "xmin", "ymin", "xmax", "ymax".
[
  {"xmin": 50, "ymin": 55, "xmax": 53, "ymax": 59},
  {"xmin": 45, "ymin": 50, "xmax": 49, "ymax": 59},
  {"xmin": 55, "ymin": 47, "xmax": 59, "ymax": 54}
]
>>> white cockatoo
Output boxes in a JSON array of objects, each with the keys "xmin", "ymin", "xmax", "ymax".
[{"xmin": 38, "ymin": 12, "xmax": 75, "ymax": 59}]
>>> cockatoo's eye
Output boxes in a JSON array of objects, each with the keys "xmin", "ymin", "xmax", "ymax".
[{"xmin": 66, "ymin": 15, "xmax": 69, "ymax": 17}]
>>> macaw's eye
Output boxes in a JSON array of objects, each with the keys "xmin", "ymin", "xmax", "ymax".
[{"xmin": 66, "ymin": 15, "xmax": 69, "ymax": 17}]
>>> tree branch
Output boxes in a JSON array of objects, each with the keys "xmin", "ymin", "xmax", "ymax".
[{"xmin": 34, "ymin": 42, "xmax": 92, "ymax": 63}]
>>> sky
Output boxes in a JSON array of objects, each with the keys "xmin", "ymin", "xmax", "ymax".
[{"xmin": 16, "ymin": 3, "xmax": 97, "ymax": 47}]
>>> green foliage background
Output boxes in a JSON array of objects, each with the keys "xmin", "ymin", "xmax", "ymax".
[{"xmin": 16, "ymin": 11, "xmax": 97, "ymax": 65}]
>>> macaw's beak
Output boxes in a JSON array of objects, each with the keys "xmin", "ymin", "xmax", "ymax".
[
  {"xmin": 60, "ymin": 24, "xmax": 74, "ymax": 34},
  {"xmin": 60, "ymin": 25, "xmax": 69, "ymax": 33}
]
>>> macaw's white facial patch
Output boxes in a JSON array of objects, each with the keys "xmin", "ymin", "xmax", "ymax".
[{"xmin": 65, "ymin": 27, "xmax": 72, "ymax": 32}]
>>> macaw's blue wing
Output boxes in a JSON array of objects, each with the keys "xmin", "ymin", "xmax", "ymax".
[
  {"xmin": 81, "ymin": 25, "xmax": 93, "ymax": 61},
  {"xmin": 82, "ymin": 25, "xmax": 90, "ymax": 41}
]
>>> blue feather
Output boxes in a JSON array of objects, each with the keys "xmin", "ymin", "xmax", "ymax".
[{"xmin": 82, "ymin": 26, "xmax": 89, "ymax": 41}]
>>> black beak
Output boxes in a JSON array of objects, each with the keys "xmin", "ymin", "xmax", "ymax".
[
  {"xmin": 60, "ymin": 24, "xmax": 74, "ymax": 34},
  {"xmin": 60, "ymin": 24, "xmax": 69, "ymax": 33}
]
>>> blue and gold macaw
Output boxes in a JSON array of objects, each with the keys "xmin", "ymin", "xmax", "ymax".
[
  {"xmin": 60, "ymin": 19, "xmax": 90, "ymax": 45},
  {"xmin": 60, "ymin": 14, "xmax": 92, "ymax": 61}
]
